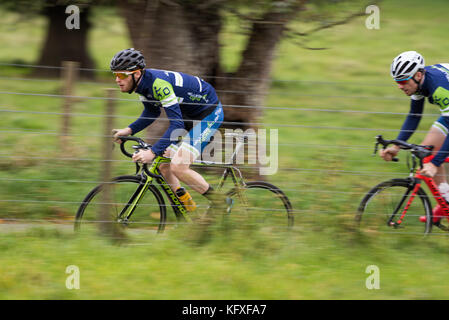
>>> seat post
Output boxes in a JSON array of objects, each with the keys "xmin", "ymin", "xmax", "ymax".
[{"xmin": 224, "ymin": 132, "xmax": 256, "ymax": 164}]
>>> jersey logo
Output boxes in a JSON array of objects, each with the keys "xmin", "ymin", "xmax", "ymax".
[
  {"xmin": 154, "ymin": 86, "xmax": 171, "ymax": 99},
  {"xmin": 432, "ymin": 86, "xmax": 449, "ymax": 111},
  {"xmin": 188, "ymin": 92, "xmax": 208, "ymax": 103}
]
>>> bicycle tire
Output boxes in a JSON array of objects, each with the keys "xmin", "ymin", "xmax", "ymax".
[
  {"xmin": 75, "ymin": 175, "xmax": 167, "ymax": 233},
  {"xmin": 227, "ymin": 181, "xmax": 294, "ymax": 229},
  {"xmin": 356, "ymin": 178, "xmax": 433, "ymax": 235}
]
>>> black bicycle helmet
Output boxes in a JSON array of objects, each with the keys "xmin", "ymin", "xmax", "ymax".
[{"xmin": 110, "ymin": 48, "xmax": 146, "ymax": 71}]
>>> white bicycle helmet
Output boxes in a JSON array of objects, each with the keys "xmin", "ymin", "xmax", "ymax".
[{"xmin": 390, "ymin": 51, "xmax": 425, "ymax": 81}]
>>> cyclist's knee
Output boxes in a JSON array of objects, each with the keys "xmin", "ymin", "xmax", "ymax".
[{"xmin": 159, "ymin": 163, "xmax": 170, "ymax": 175}]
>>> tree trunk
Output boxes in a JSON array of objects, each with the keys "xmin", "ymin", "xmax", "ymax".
[
  {"xmin": 217, "ymin": 3, "xmax": 306, "ymax": 127},
  {"xmin": 119, "ymin": 0, "xmax": 221, "ymax": 77},
  {"xmin": 34, "ymin": 4, "xmax": 95, "ymax": 79}
]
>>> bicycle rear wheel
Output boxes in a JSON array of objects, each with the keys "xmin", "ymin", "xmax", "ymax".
[
  {"xmin": 75, "ymin": 175, "xmax": 167, "ymax": 234},
  {"xmin": 227, "ymin": 181, "xmax": 293, "ymax": 230},
  {"xmin": 356, "ymin": 178, "xmax": 432, "ymax": 235}
]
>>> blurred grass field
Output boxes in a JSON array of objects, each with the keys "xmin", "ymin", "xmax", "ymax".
[{"xmin": 1, "ymin": 0, "xmax": 449, "ymax": 299}]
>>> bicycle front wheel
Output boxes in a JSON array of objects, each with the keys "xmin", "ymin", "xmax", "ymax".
[
  {"xmin": 227, "ymin": 181, "xmax": 293, "ymax": 230},
  {"xmin": 75, "ymin": 175, "xmax": 167, "ymax": 234},
  {"xmin": 356, "ymin": 179, "xmax": 433, "ymax": 235}
]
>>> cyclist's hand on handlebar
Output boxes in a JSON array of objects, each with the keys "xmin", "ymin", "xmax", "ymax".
[
  {"xmin": 379, "ymin": 145, "xmax": 400, "ymax": 161},
  {"xmin": 420, "ymin": 162, "xmax": 438, "ymax": 178},
  {"xmin": 112, "ymin": 127, "xmax": 132, "ymax": 144},
  {"xmin": 132, "ymin": 149, "xmax": 156, "ymax": 164}
]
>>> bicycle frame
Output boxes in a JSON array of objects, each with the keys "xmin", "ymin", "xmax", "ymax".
[
  {"xmin": 390, "ymin": 161, "xmax": 449, "ymax": 227},
  {"xmin": 117, "ymin": 134, "xmax": 250, "ymax": 224}
]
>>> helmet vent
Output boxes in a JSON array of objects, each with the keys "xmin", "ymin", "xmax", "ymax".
[{"xmin": 397, "ymin": 61, "xmax": 409, "ymax": 75}]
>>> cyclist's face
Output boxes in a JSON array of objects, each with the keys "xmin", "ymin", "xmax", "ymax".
[
  {"xmin": 115, "ymin": 70, "xmax": 141, "ymax": 92},
  {"xmin": 396, "ymin": 72, "xmax": 423, "ymax": 96}
]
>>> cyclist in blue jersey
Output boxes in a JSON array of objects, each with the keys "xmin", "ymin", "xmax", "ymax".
[
  {"xmin": 380, "ymin": 51, "xmax": 449, "ymax": 223},
  {"xmin": 109, "ymin": 48, "xmax": 225, "ymax": 211}
]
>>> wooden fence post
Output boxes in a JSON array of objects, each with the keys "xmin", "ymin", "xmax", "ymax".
[
  {"xmin": 60, "ymin": 61, "xmax": 79, "ymax": 152},
  {"xmin": 99, "ymin": 88, "xmax": 125, "ymax": 240}
]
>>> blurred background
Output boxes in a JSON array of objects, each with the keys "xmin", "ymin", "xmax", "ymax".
[{"xmin": 1, "ymin": 0, "xmax": 449, "ymax": 299}]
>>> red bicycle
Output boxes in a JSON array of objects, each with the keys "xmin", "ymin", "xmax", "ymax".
[{"xmin": 356, "ymin": 135, "xmax": 449, "ymax": 235}]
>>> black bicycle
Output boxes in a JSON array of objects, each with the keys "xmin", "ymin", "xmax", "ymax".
[{"xmin": 75, "ymin": 133, "xmax": 293, "ymax": 233}]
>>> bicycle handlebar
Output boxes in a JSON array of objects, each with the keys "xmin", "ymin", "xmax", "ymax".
[
  {"xmin": 116, "ymin": 136, "xmax": 162, "ymax": 179},
  {"xmin": 117, "ymin": 136, "xmax": 152, "ymax": 158},
  {"xmin": 374, "ymin": 135, "xmax": 434, "ymax": 162}
]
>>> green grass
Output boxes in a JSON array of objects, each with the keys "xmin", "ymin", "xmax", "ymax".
[
  {"xmin": 1, "ymin": 0, "xmax": 449, "ymax": 299},
  {"xmin": 1, "ymin": 226, "xmax": 449, "ymax": 299}
]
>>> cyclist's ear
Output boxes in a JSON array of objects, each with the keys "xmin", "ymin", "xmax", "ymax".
[{"xmin": 412, "ymin": 71, "xmax": 422, "ymax": 82}]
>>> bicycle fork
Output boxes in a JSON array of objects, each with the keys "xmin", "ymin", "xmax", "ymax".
[
  {"xmin": 117, "ymin": 177, "xmax": 153, "ymax": 225},
  {"xmin": 388, "ymin": 182, "xmax": 421, "ymax": 228}
]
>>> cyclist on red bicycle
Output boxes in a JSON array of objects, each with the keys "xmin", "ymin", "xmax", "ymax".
[
  {"xmin": 109, "ymin": 48, "xmax": 225, "ymax": 212},
  {"xmin": 380, "ymin": 51, "xmax": 449, "ymax": 223}
]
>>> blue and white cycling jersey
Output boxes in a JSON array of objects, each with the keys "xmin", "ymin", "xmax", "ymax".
[
  {"xmin": 396, "ymin": 63, "xmax": 449, "ymax": 166},
  {"xmin": 128, "ymin": 69, "xmax": 223, "ymax": 156}
]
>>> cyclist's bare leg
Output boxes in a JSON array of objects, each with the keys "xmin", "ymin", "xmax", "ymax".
[
  {"xmin": 159, "ymin": 149, "xmax": 181, "ymax": 191},
  {"xmin": 421, "ymin": 126, "xmax": 447, "ymax": 186},
  {"xmin": 170, "ymin": 148, "xmax": 210, "ymax": 194}
]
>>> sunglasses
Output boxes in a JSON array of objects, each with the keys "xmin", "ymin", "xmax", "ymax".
[
  {"xmin": 394, "ymin": 75, "xmax": 412, "ymax": 85},
  {"xmin": 113, "ymin": 70, "xmax": 140, "ymax": 80}
]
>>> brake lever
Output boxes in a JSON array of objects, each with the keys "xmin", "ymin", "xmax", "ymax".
[
  {"xmin": 374, "ymin": 140, "xmax": 399, "ymax": 162},
  {"xmin": 373, "ymin": 142, "xmax": 380, "ymax": 156},
  {"xmin": 132, "ymin": 148, "xmax": 141, "ymax": 174}
]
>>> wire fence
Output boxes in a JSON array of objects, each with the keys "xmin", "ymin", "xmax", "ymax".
[
  {"xmin": 0, "ymin": 61, "xmax": 394, "ymax": 86},
  {"xmin": 0, "ymin": 91, "xmax": 414, "ymax": 113},
  {"xmin": 2, "ymin": 61, "xmax": 448, "ymax": 235},
  {"xmin": 0, "ymin": 76, "xmax": 408, "ymax": 101}
]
